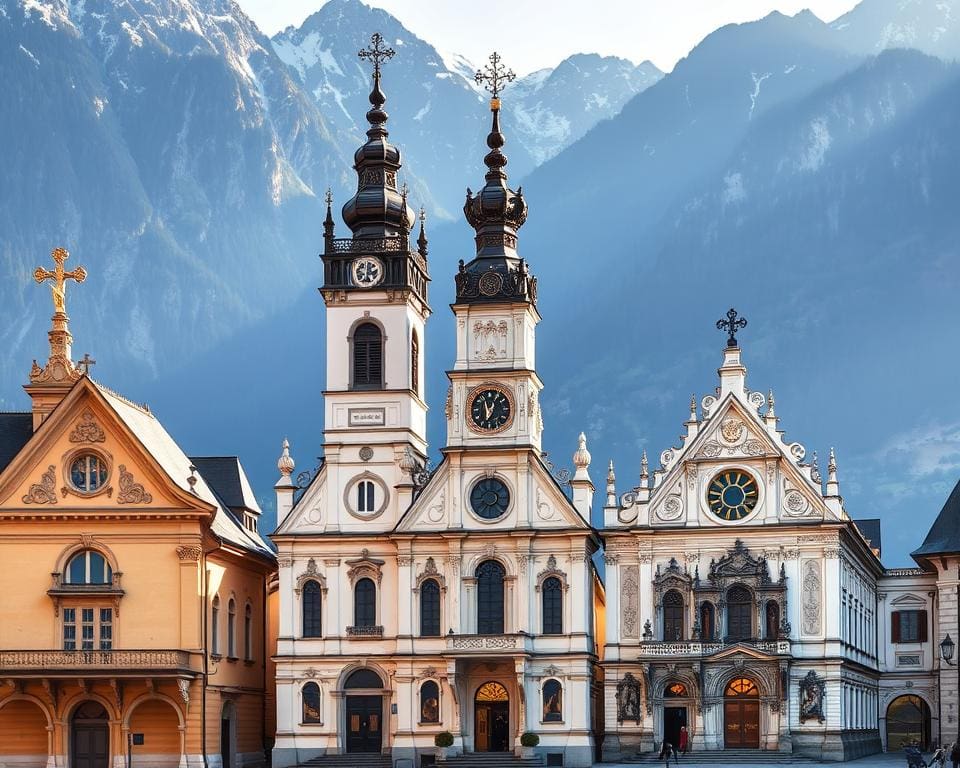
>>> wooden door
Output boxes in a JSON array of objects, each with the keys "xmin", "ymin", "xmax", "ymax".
[
  {"xmin": 724, "ymin": 699, "xmax": 760, "ymax": 748},
  {"xmin": 73, "ymin": 723, "xmax": 109, "ymax": 768},
  {"xmin": 476, "ymin": 705, "xmax": 489, "ymax": 751},
  {"xmin": 346, "ymin": 696, "xmax": 382, "ymax": 753}
]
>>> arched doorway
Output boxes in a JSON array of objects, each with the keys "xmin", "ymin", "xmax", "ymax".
[
  {"xmin": 71, "ymin": 701, "xmax": 110, "ymax": 768},
  {"xmin": 475, "ymin": 682, "xmax": 510, "ymax": 752},
  {"xmin": 344, "ymin": 668, "xmax": 384, "ymax": 753},
  {"xmin": 662, "ymin": 681, "xmax": 689, "ymax": 752},
  {"xmin": 886, "ymin": 695, "xmax": 931, "ymax": 751},
  {"xmin": 220, "ymin": 701, "xmax": 237, "ymax": 768},
  {"xmin": 723, "ymin": 678, "xmax": 759, "ymax": 749},
  {"xmin": 0, "ymin": 698, "xmax": 49, "ymax": 767}
]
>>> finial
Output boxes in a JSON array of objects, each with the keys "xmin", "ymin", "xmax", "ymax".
[
  {"xmin": 640, "ymin": 450, "xmax": 649, "ymax": 482},
  {"xmin": 277, "ymin": 437, "xmax": 295, "ymax": 478},
  {"xmin": 30, "ymin": 247, "xmax": 88, "ymax": 385},
  {"xmin": 324, "ymin": 187, "xmax": 333, "ymax": 207},
  {"xmin": 607, "ymin": 459, "xmax": 615, "ymax": 483},
  {"xmin": 573, "ymin": 431, "xmax": 592, "ymax": 469},
  {"xmin": 188, "ymin": 465, "xmax": 198, "ymax": 494},
  {"xmin": 826, "ymin": 446, "xmax": 840, "ymax": 496},
  {"xmin": 768, "ymin": 389, "xmax": 775, "ymax": 414},
  {"xmin": 811, "ymin": 450, "xmax": 822, "ymax": 485},
  {"xmin": 78, "ymin": 353, "xmax": 96, "ymax": 376},
  {"xmin": 323, "ymin": 187, "xmax": 335, "ymax": 247},
  {"xmin": 417, "ymin": 206, "xmax": 428, "ymax": 258},
  {"xmin": 358, "ymin": 32, "xmax": 395, "ymax": 132},
  {"xmin": 828, "ymin": 447, "xmax": 837, "ymax": 475},
  {"xmin": 689, "ymin": 394, "xmax": 697, "ymax": 420},
  {"xmin": 716, "ymin": 307, "xmax": 747, "ymax": 347},
  {"xmin": 606, "ymin": 459, "xmax": 617, "ymax": 507},
  {"xmin": 474, "ymin": 51, "xmax": 515, "ymax": 175}
]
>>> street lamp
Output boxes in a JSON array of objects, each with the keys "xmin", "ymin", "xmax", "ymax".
[{"xmin": 941, "ymin": 634, "xmax": 956, "ymax": 666}]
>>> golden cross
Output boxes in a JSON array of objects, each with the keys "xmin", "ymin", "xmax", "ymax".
[{"xmin": 34, "ymin": 247, "xmax": 86, "ymax": 315}]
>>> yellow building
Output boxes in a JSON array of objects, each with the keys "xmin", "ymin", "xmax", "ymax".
[{"xmin": 0, "ymin": 248, "xmax": 276, "ymax": 768}]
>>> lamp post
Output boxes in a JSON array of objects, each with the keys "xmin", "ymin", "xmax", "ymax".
[{"xmin": 942, "ymin": 633, "xmax": 958, "ymax": 744}]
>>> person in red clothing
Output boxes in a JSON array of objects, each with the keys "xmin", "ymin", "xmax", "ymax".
[{"xmin": 678, "ymin": 726, "xmax": 689, "ymax": 755}]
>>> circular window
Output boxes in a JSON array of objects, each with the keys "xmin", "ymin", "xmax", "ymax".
[
  {"xmin": 70, "ymin": 453, "xmax": 108, "ymax": 493},
  {"xmin": 707, "ymin": 470, "xmax": 759, "ymax": 521},
  {"xmin": 470, "ymin": 478, "xmax": 510, "ymax": 520}
]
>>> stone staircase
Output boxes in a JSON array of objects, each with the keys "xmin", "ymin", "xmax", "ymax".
[
  {"xmin": 441, "ymin": 753, "xmax": 544, "ymax": 768},
  {"xmin": 620, "ymin": 749, "xmax": 818, "ymax": 764},
  {"xmin": 299, "ymin": 755, "xmax": 393, "ymax": 768}
]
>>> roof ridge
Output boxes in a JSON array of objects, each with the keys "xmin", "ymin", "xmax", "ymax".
[{"xmin": 92, "ymin": 379, "xmax": 153, "ymax": 415}]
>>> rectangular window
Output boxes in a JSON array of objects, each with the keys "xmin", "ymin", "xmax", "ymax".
[
  {"xmin": 99, "ymin": 608, "xmax": 113, "ymax": 650},
  {"xmin": 63, "ymin": 608, "xmax": 77, "ymax": 650},
  {"xmin": 892, "ymin": 610, "xmax": 928, "ymax": 643},
  {"xmin": 81, "ymin": 608, "xmax": 95, "ymax": 650}
]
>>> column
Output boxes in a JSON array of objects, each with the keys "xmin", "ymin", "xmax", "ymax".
[
  {"xmin": 571, "ymin": 553, "xmax": 588, "ymax": 635},
  {"xmin": 605, "ymin": 555, "xmax": 621, "ymax": 646},
  {"xmin": 463, "ymin": 578, "xmax": 477, "ymax": 634},
  {"xmin": 397, "ymin": 557, "xmax": 413, "ymax": 636}
]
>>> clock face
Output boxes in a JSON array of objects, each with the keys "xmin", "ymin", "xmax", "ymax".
[
  {"xmin": 469, "ymin": 385, "xmax": 513, "ymax": 433},
  {"xmin": 352, "ymin": 257, "xmax": 383, "ymax": 288},
  {"xmin": 470, "ymin": 477, "xmax": 510, "ymax": 520},
  {"xmin": 707, "ymin": 470, "xmax": 759, "ymax": 521}
]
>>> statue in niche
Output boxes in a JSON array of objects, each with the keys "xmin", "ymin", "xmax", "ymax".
[
  {"xmin": 799, "ymin": 670, "xmax": 825, "ymax": 723},
  {"xmin": 616, "ymin": 672, "xmax": 642, "ymax": 724}
]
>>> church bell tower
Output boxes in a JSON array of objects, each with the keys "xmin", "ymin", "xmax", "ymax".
[
  {"xmin": 446, "ymin": 53, "xmax": 542, "ymax": 451},
  {"xmin": 319, "ymin": 34, "xmax": 431, "ymax": 530}
]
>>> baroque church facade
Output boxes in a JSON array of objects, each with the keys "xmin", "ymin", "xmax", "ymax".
[{"xmin": 271, "ymin": 41, "xmax": 603, "ymax": 768}]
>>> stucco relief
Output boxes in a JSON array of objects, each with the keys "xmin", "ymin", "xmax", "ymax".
[
  {"xmin": 472, "ymin": 319, "xmax": 508, "ymax": 361},
  {"xmin": 783, "ymin": 489, "xmax": 813, "ymax": 517},
  {"xmin": 621, "ymin": 565, "xmax": 640, "ymax": 639},
  {"xmin": 801, "ymin": 559, "xmax": 822, "ymax": 635},
  {"xmin": 655, "ymin": 494, "xmax": 683, "ymax": 522}
]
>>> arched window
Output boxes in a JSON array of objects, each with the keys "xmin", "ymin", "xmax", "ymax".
[
  {"xmin": 725, "ymin": 678, "xmax": 759, "ymax": 697},
  {"xmin": 700, "ymin": 601, "xmax": 716, "ymax": 641},
  {"xmin": 353, "ymin": 322, "xmax": 383, "ymax": 390},
  {"xmin": 354, "ymin": 578, "xmax": 376, "ymax": 627},
  {"xmin": 302, "ymin": 682, "xmax": 321, "ymax": 723},
  {"xmin": 542, "ymin": 577, "xmax": 563, "ymax": 635},
  {"xmin": 664, "ymin": 682, "xmax": 688, "ymax": 697},
  {"xmin": 302, "ymin": 580, "xmax": 322, "ymax": 638},
  {"xmin": 244, "ymin": 603, "xmax": 253, "ymax": 661},
  {"xmin": 345, "ymin": 668, "xmax": 383, "ymax": 689},
  {"xmin": 766, "ymin": 601, "xmax": 780, "ymax": 640},
  {"xmin": 476, "ymin": 560, "xmax": 505, "ymax": 635},
  {"xmin": 411, "ymin": 330, "xmax": 420, "ymax": 396},
  {"xmin": 420, "ymin": 579, "xmax": 441, "ymax": 637},
  {"xmin": 542, "ymin": 679, "xmax": 562, "ymax": 722},
  {"xmin": 357, "ymin": 480, "xmax": 376, "ymax": 514},
  {"xmin": 211, "ymin": 595, "xmax": 221, "ymax": 655},
  {"xmin": 65, "ymin": 550, "xmax": 113, "ymax": 585},
  {"xmin": 227, "ymin": 598, "xmax": 237, "ymax": 657},
  {"xmin": 663, "ymin": 590, "xmax": 684, "ymax": 641},
  {"xmin": 420, "ymin": 680, "xmax": 439, "ymax": 723},
  {"xmin": 726, "ymin": 585, "xmax": 753, "ymax": 641}
]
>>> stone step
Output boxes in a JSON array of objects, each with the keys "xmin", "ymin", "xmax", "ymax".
[{"xmin": 619, "ymin": 750, "xmax": 818, "ymax": 764}]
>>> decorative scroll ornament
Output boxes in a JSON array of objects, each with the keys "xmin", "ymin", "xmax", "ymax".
[
  {"xmin": 799, "ymin": 670, "xmax": 826, "ymax": 723},
  {"xmin": 176, "ymin": 545, "xmax": 202, "ymax": 562},
  {"xmin": 472, "ymin": 319, "xmax": 508, "ymax": 360},
  {"xmin": 655, "ymin": 494, "xmax": 683, "ymax": 521},
  {"xmin": 621, "ymin": 565, "xmax": 640, "ymax": 638},
  {"xmin": 616, "ymin": 672, "xmax": 642, "ymax": 724},
  {"xmin": 801, "ymin": 560, "xmax": 822, "ymax": 635},
  {"xmin": 116, "ymin": 465, "xmax": 152, "ymax": 504},
  {"xmin": 295, "ymin": 558, "xmax": 328, "ymax": 594},
  {"xmin": 23, "ymin": 465, "xmax": 58, "ymax": 504},
  {"xmin": 69, "ymin": 411, "xmax": 106, "ymax": 443}
]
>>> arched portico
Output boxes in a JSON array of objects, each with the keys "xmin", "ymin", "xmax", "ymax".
[{"xmin": 0, "ymin": 694, "xmax": 52, "ymax": 768}]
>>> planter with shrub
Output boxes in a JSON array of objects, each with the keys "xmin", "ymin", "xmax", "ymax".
[
  {"xmin": 435, "ymin": 731, "xmax": 454, "ymax": 761},
  {"xmin": 519, "ymin": 732, "xmax": 539, "ymax": 758}
]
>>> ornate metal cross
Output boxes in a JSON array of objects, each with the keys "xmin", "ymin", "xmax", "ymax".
[
  {"xmin": 78, "ymin": 353, "xmax": 96, "ymax": 375},
  {"xmin": 35, "ymin": 247, "xmax": 87, "ymax": 316},
  {"xmin": 716, "ymin": 307, "xmax": 747, "ymax": 347},
  {"xmin": 475, "ymin": 52, "xmax": 515, "ymax": 100},
  {"xmin": 358, "ymin": 32, "xmax": 395, "ymax": 80}
]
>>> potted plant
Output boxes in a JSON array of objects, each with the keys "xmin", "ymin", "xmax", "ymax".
[
  {"xmin": 435, "ymin": 731, "xmax": 454, "ymax": 761},
  {"xmin": 519, "ymin": 732, "xmax": 539, "ymax": 759}
]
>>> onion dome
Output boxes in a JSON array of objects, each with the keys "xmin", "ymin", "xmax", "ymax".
[
  {"xmin": 341, "ymin": 33, "xmax": 414, "ymax": 239},
  {"xmin": 456, "ymin": 52, "xmax": 536, "ymax": 306}
]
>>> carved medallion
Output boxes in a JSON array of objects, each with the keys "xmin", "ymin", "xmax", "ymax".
[
  {"xmin": 783, "ymin": 490, "xmax": 809, "ymax": 516},
  {"xmin": 720, "ymin": 418, "xmax": 744, "ymax": 443},
  {"xmin": 656, "ymin": 495, "xmax": 683, "ymax": 521},
  {"xmin": 478, "ymin": 271, "xmax": 504, "ymax": 297},
  {"xmin": 69, "ymin": 411, "xmax": 106, "ymax": 443}
]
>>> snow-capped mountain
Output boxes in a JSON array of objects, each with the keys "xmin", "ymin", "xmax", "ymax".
[
  {"xmin": 270, "ymin": 0, "xmax": 661, "ymax": 216},
  {"xmin": 832, "ymin": 0, "xmax": 960, "ymax": 60}
]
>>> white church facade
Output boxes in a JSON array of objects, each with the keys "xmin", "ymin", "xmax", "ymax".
[
  {"xmin": 268, "ymin": 34, "xmax": 960, "ymax": 768},
  {"xmin": 271, "ymin": 41, "xmax": 603, "ymax": 768}
]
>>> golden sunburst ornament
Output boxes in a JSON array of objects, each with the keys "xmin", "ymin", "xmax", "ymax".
[{"xmin": 707, "ymin": 470, "xmax": 759, "ymax": 520}]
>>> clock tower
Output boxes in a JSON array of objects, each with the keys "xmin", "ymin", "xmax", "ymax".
[
  {"xmin": 318, "ymin": 34, "xmax": 430, "ymax": 531},
  {"xmin": 446, "ymin": 53, "xmax": 541, "ymax": 453}
]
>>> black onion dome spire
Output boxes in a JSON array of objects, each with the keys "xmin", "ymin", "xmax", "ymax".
[
  {"xmin": 456, "ymin": 52, "xmax": 536, "ymax": 305},
  {"xmin": 341, "ymin": 32, "xmax": 414, "ymax": 238}
]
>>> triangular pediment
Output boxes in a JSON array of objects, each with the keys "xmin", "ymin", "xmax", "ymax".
[
  {"xmin": 0, "ymin": 379, "xmax": 215, "ymax": 518},
  {"xmin": 395, "ymin": 454, "xmax": 590, "ymax": 533},
  {"xmin": 707, "ymin": 642, "xmax": 782, "ymax": 662},
  {"xmin": 273, "ymin": 465, "xmax": 328, "ymax": 535},
  {"xmin": 890, "ymin": 593, "xmax": 927, "ymax": 607}
]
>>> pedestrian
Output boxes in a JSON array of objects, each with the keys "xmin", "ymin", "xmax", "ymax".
[
  {"xmin": 658, "ymin": 741, "xmax": 676, "ymax": 766},
  {"xmin": 931, "ymin": 745, "xmax": 947, "ymax": 768},
  {"xmin": 950, "ymin": 741, "xmax": 960, "ymax": 768},
  {"xmin": 679, "ymin": 725, "xmax": 689, "ymax": 755}
]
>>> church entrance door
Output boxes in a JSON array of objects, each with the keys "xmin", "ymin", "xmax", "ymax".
[
  {"xmin": 71, "ymin": 701, "xmax": 110, "ymax": 768},
  {"xmin": 475, "ymin": 682, "xmax": 510, "ymax": 752},
  {"xmin": 346, "ymin": 696, "xmax": 382, "ymax": 753},
  {"xmin": 723, "ymin": 678, "xmax": 759, "ymax": 749},
  {"xmin": 663, "ymin": 706, "xmax": 687, "ymax": 751}
]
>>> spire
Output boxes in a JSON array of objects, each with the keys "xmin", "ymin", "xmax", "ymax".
[
  {"xmin": 323, "ymin": 188, "xmax": 335, "ymax": 250},
  {"xmin": 826, "ymin": 447, "xmax": 840, "ymax": 497},
  {"xmin": 640, "ymin": 450, "xmax": 649, "ymax": 486},
  {"xmin": 457, "ymin": 52, "xmax": 535, "ymax": 305},
  {"xmin": 417, "ymin": 206, "xmax": 428, "ymax": 259},
  {"xmin": 606, "ymin": 460, "xmax": 617, "ymax": 507},
  {"xmin": 30, "ymin": 247, "xmax": 87, "ymax": 385},
  {"xmin": 340, "ymin": 32, "xmax": 414, "ymax": 239}
]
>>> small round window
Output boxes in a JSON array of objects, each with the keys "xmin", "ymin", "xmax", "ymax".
[
  {"xmin": 70, "ymin": 453, "xmax": 108, "ymax": 493},
  {"xmin": 470, "ymin": 478, "xmax": 510, "ymax": 520}
]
